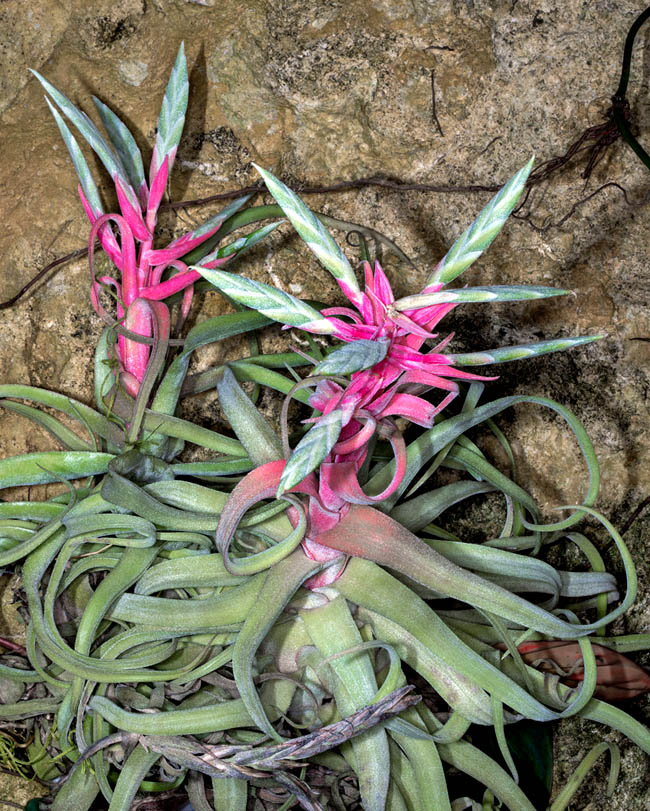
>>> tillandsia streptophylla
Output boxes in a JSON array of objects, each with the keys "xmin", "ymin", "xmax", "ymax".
[
  {"xmin": 196, "ymin": 163, "xmax": 602, "ymax": 586},
  {"xmin": 1, "ymin": 45, "xmax": 649, "ymax": 811},
  {"xmin": 190, "ymin": 171, "xmax": 650, "ymax": 810},
  {"xmin": 32, "ymin": 44, "xmax": 278, "ymax": 401}
]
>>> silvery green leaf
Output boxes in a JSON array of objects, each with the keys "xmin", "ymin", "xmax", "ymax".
[
  {"xmin": 199, "ymin": 222, "xmax": 283, "ymax": 264},
  {"xmin": 314, "ymin": 339, "xmax": 389, "ymax": 375},
  {"xmin": 254, "ymin": 164, "xmax": 361, "ymax": 303},
  {"xmin": 217, "ymin": 367, "xmax": 282, "ymax": 466},
  {"xmin": 427, "ymin": 158, "xmax": 534, "ymax": 287},
  {"xmin": 194, "ymin": 267, "xmax": 335, "ymax": 333},
  {"xmin": 33, "ymin": 70, "xmax": 129, "ymax": 187},
  {"xmin": 44, "ymin": 99, "xmax": 104, "ymax": 218},
  {"xmin": 394, "ymin": 285, "xmax": 568, "ymax": 310},
  {"xmin": 449, "ymin": 335, "xmax": 604, "ymax": 366},
  {"xmin": 189, "ymin": 195, "xmax": 250, "ymax": 241},
  {"xmin": 151, "ymin": 42, "xmax": 188, "ymax": 178},
  {"xmin": 93, "ymin": 97, "xmax": 146, "ymax": 193},
  {"xmin": 278, "ymin": 410, "xmax": 343, "ymax": 495}
]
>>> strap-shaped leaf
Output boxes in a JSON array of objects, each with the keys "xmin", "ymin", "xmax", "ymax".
[
  {"xmin": 150, "ymin": 42, "xmax": 188, "ymax": 180},
  {"xmin": 148, "ymin": 196, "xmax": 253, "ymax": 266},
  {"xmin": 426, "ymin": 158, "xmax": 534, "ymax": 287},
  {"xmin": 450, "ymin": 335, "xmax": 603, "ymax": 366},
  {"xmin": 217, "ymin": 367, "xmax": 283, "ymax": 466},
  {"xmin": 254, "ymin": 164, "xmax": 361, "ymax": 304},
  {"xmin": 300, "ymin": 593, "xmax": 390, "ymax": 810},
  {"xmin": 187, "ymin": 195, "xmax": 251, "ymax": 241},
  {"xmin": 198, "ymin": 222, "xmax": 282, "ymax": 265},
  {"xmin": 278, "ymin": 410, "xmax": 343, "ymax": 495},
  {"xmin": 195, "ymin": 267, "xmax": 335, "ymax": 333},
  {"xmin": 44, "ymin": 99, "xmax": 104, "ymax": 218},
  {"xmin": 92, "ymin": 97, "xmax": 146, "ymax": 195},
  {"xmin": 229, "ymin": 551, "xmax": 320, "ymax": 741},
  {"xmin": 182, "ymin": 310, "xmax": 272, "ymax": 357},
  {"xmin": 314, "ymin": 339, "xmax": 389, "ymax": 375},
  {"xmin": 0, "ymin": 451, "xmax": 114, "ymax": 489},
  {"xmin": 394, "ymin": 284, "xmax": 568, "ymax": 310},
  {"xmin": 0, "ymin": 400, "xmax": 91, "ymax": 452}
]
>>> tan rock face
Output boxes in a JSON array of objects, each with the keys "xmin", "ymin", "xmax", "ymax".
[{"xmin": 1, "ymin": 1, "xmax": 649, "ymax": 806}]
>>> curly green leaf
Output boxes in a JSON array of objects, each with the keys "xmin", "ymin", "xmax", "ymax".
[
  {"xmin": 0, "ymin": 451, "xmax": 114, "ymax": 490},
  {"xmin": 217, "ymin": 366, "xmax": 283, "ymax": 466},
  {"xmin": 232, "ymin": 551, "xmax": 320, "ymax": 741}
]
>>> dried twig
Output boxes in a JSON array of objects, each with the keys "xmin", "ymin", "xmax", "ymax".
[
  {"xmin": 68, "ymin": 687, "xmax": 420, "ymax": 811},
  {"xmin": 431, "ymin": 70, "xmax": 444, "ymax": 136},
  {"xmin": 0, "ymin": 638, "xmax": 27, "ymax": 656},
  {"xmin": 0, "ymin": 247, "xmax": 88, "ymax": 312},
  {"xmin": 513, "ymin": 181, "xmax": 648, "ymax": 233},
  {"xmin": 226, "ymin": 685, "xmax": 419, "ymax": 767},
  {"xmin": 620, "ymin": 495, "xmax": 650, "ymax": 536}
]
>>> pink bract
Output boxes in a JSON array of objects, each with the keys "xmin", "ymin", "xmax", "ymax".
[
  {"xmin": 299, "ymin": 261, "xmax": 492, "ymax": 574},
  {"xmin": 309, "ymin": 260, "xmax": 491, "ymax": 431},
  {"xmin": 85, "ymin": 187, "xmax": 232, "ymax": 398}
]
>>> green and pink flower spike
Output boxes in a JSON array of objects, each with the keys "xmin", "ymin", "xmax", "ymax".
[
  {"xmin": 31, "ymin": 44, "xmax": 267, "ymax": 399},
  {"xmin": 197, "ymin": 162, "xmax": 603, "ymax": 569}
]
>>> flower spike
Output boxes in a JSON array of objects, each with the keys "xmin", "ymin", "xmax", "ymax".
[
  {"xmin": 450, "ymin": 334, "xmax": 605, "ymax": 366},
  {"xmin": 195, "ymin": 267, "xmax": 337, "ymax": 333},
  {"xmin": 426, "ymin": 157, "xmax": 534, "ymax": 287},
  {"xmin": 37, "ymin": 51, "xmax": 279, "ymax": 399},
  {"xmin": 394, "ymin": 284, "xmax": 570, "ymax": 311},
  {"xmin": 44, "ymin": 99, "xmax": 104, "ymax": 220},
  {"xmin": 32, "ymin": 69, "xmax": 139, "ymax": 211},
  {"xmin": 150, "ymin": 42, "xmax": 188, "ymax": 183},
  {"xmin": 254, "ymin": 164, "xmax": 363, "ymax": 307},
  {"xmin": 92, "ymin": 96, "xmax": 147, "ymax": 200}
]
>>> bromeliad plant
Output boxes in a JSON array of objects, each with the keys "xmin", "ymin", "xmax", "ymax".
[
  {"xmin": 195, "ymin": 164, "xmax": 598, "ymax": 586},
  {"xmin": 191, "ymin": 169, "xmax": 650, "ymax": 810},
  {"xmin": 33, "ymin": 45, "xmax": 256, "ymax": 400},
  {"xmin": 1, "ymin": 45, "xmax": 649, "ymax": 811}
]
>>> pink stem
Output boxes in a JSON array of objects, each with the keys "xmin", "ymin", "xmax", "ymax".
[
  {"xmin": 123, "ymin": 298, "xmax": 153, "ymax": 384},
  {"xmin": 0, "ymin": 637, "xmax": 27, "ymax": 656}
]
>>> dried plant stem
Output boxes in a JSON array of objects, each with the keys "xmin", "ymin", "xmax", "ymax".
[{"xmin": 65, "ymin": 686, "xmax": 419, "ymax": 811}]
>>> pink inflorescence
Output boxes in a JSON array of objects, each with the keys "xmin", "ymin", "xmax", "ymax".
[
  {"xmin": 221, "ymin": 261, "xmax": 492, "ymax": 589},
  {"xmin": 298, "ymin": 261, "xmax": 491, "ymax": 583},
  {"xmin": 84, "ymin": 160, "xmax": 231, "ymax": 398},
  {"xmin": 310, "ymin": 259, "xmax": 488, "ymax": 428}
]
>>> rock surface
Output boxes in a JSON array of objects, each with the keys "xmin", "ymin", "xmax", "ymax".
[{"xmin": 1, "ymin": 0, "xmax": 649, "ymax": 807}]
